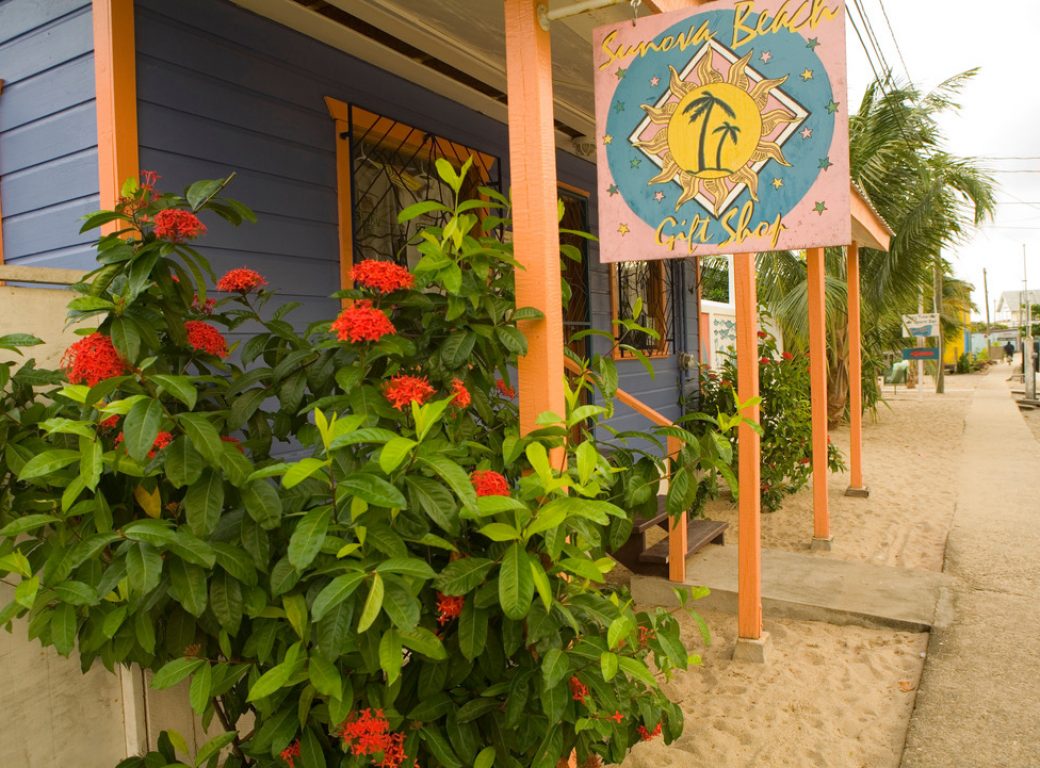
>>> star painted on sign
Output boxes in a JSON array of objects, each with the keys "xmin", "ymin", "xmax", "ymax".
[
  {"xmin": 603, "ymin": 134, "xmax": 613, "ymax": 145},
  {"xmin": 800, "ymin": 68, "xmax": 814, "ymax": 81},
  {"xmin": 800, "ymin": 127, "xmax": 813, "ymax": 139},
  {"xmin": 806, "ymin": 37, "xmax": 820, "ymax": 50},
  {"xmin": 654, "ymin": 191, "xmax": 665, "ymax": 201},
  {"xmin": 614, "ymin": 100, "xmax": 625, "ymax": 114},
  {"xmin": 630, "ymin": 157, "xmax": 642, "ymax": 169},
  {"xmin": 813, "ymin": 201, "xmax": 827, "ymax": 215},
  {"xmin": 772, "ymin": 178, "xmax": 784, "ymax": 189},
  {"xmin": 760, "ymin": 51, "xmax": 772, "ymax": 63},
  {"xmin": 818, "ymin": 156, "xmax": 833, "ymax": 170},
  {"xmin": 650, "ymin": 75, "xmax": 660, "ymax": 87},
  {"xmin": 617, "ymin": 223, "xmax": 630, "ymax": 236},
  {"xmin": 826, "ymin": 100, "xmax": 840, "ymax": 114},
  {"xmin": 607, "ymin": 184, "xmax": 619, "ymax": 196},
  {"xmin": 615, "ymin": 66, "xmax": 626, "ymax": 80}
]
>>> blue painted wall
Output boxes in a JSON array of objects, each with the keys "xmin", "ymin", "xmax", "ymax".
[{"xmin": 0, "ymin": 0, "xmax": 98, "ymax": 269}]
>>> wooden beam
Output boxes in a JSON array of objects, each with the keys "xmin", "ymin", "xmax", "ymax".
[
  {"xmin": 323, "ymin": 97, "xmax": 355, "ymax": 302},
  {"xmin": 850, "ymin": 183, "xmax": 891, "ymax": 252},
  {"xmin": 846, "ymin": 242, "xmax": 867, "ymax": 494},
  {"xmin": 93, "ymin": 0, "xmax": 139, "ymax": 213},
  {"xmin": 806, "ymin": 247, "xmax": 831, "ymax": 545},
  {"xmin": 503, "ymin": 0, "xmax": 566, "ymax": 450},
  {"xmin": 733, "ymin": 252, "xmax": 761, "ymax": 639}
]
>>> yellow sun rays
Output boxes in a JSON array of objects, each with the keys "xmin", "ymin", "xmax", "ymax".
[{"xmin": 635, "ymin": 51, "xmax": 799, "ymax": 216}]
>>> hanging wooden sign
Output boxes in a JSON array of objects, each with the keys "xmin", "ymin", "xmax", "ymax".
[{"xmin": 594, "ymin": 0, "xmax": 849, "ymax": 262}]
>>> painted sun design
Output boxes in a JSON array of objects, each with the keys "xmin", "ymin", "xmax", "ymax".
[{"xmin": 630, "ymin": 42, "xmax": 806, "ymax": 216}]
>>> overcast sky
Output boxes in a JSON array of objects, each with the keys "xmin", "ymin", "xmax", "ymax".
[{"xmin": 843, "ymin": 0, "xmax": 1040, "ymax": 321}]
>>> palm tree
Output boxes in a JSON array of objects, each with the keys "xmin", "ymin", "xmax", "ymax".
[
  {"xmin": 683, "ymin": 90, "xmax": 736, "ymax": 172},
  {"xmin": 756, "ymin": 71, "xmax": 996, "ymax": 422},
  {"xmin": 713, "ymin": 121, "xmax": 740, "ymax": 173}
]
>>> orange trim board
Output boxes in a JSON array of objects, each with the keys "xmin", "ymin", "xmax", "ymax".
[{"xmin": 92, "ymin": 0, "xmax": 139, "ymax": 213}]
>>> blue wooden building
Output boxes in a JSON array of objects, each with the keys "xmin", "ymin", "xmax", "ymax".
[{"xmin": 0, "ymin": 0, "xmax": 700, "ymax": 433}]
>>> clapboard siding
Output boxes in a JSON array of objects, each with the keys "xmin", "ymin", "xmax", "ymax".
[{"xmin": 0, "ymin": 0, "xmax": 97, "ymax": 267}]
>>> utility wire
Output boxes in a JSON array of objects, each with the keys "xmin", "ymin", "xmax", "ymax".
[{"xmin": 875, "ymin": 0, "xmax": 912, "ymax": 83}]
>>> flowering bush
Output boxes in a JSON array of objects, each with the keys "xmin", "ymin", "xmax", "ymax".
[
  {"xmin": 697, "ymin": 325, "xmax": 846, "ymax": 512},
  {"xmin": 0, "ymin": 165, "xmax": 717, "ymax": 768}
]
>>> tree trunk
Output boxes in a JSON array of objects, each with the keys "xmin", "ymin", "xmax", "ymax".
[
  {"xmin": 827, "ymin": 317, "xmax": 850, "ymax": 426},
  {"xmin": 934, "ymin": 258, "xmax": 945, "ymax": 394}
]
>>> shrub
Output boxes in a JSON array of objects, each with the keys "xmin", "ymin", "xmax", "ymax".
[
  {"xmin": 0, "ymin": 166, "xmax": 727, "ymax": 768},
  {"xmin": 695, "ymin": 325, "xmax": 845, "ymax": 512}
]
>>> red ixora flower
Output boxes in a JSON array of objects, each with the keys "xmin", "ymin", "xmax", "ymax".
[
  {"xmin": 184, "ymin": 320, "xmax": 228, "ymax": 358},
  {"xmin": 611, "ymin": 711, "xmax": 624, "ymax": 724},
  {"xmin": 60, "ymin": 333, "xmax": 127, "ymax": 386},
  {"xmin": 216, "ymin": 267, "xmax": 267, "ymax": 293},
  {"xmin": 99, "ymin": 414, "xmax": 120, "ymax": 431},
  {"xmin": 782, "ymin": 351, "xmax": 794, "ymax": 361},
  {"xmin": 335, "ymin": 709, "xmax": 412, "ymax": 767},
  {"xmin": 637, "ymin": 723, "xmax": 662, "ymax": 741},
  {"xmin": 352, "ymin": 259, "xmax": 414, "ymax": 294},
  {"xmin": 569, "ymin": 676, "xmax": 589, "ymax": 704},
  {"xmin": 495, "ymin": 378, "xmax": 516, "ymax": 399},
  {"xmin": 384, "ymin": 374, "xmax": 435, "ymax": 410},
  {"xmin": 450, "ymin": 378, "xmax": 471, "ymax": 408},
  {"xmin": 331, "ymin": 300, "xmax": 396, "ymax": 344},
  {"xmin": 153, "ymin": 208, "xmax": 206, "ymax": 242},
  {"xmin": 279, "ymin": 740, "xmax": 300, "ymax": 768},
  {"xmin": 471, "ymin": 469, "xmax": 509, "ymax": 497},
  {"xmin": 192, "ymin": 294, "xmax": 217, "ymax": 315},
  {"xmin": 140, "ymin": 170, "xmax": 160, "ymax": 192},
  {"xmin": 436, "ymin": 593, "xmax": 464, "ymax": 625},
  {"xmin": 759, "ymin": 356, "xmax": 771, "ymax": 365},
  {"xmin": 757, "ymin": 330, "xmax": 768, "ymax": 339}
]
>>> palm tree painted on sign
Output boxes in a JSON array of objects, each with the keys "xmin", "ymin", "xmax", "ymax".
[
  {"xmin": 682, "ymin": 90, "xmax": 736, "ymax": 172},
  {"xmin": 712, "ymin": 121, "xmax": 740, "ymax": 174}
]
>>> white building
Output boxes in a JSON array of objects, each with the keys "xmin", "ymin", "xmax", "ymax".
[{"xmin": 995, "ymin": 290, "xmax": 1040, "ymax": 327}]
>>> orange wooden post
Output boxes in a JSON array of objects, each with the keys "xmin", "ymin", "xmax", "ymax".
[
  {"xmin": 503, "ymin": 0, "xmax": 566, "ymax": 448},
  {"xmin": 733, "ymin": 252, "xmax": 762, "ymax": 640},
  {"xmin": 846, "ymin": 242, "xmax": 868, "ymax": 496},
  {"xmin": 806, "ymin": 247, "xmax": 831, "ymax": 546},
  {"xmin": 666, "ymin": 436, "xmax": 687, "ymax": 582},
  {"xmin": 93, "ymin": 0, "xmax": 139, "ymax": 213},
  {"xmin": 323, "ymin": 97, "xmax": 355, "ymax": 300}
]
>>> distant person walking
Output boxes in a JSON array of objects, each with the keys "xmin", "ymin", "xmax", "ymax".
[{"xmin": 1004, "ymin": 341, "xmax": 1015, "ymax": 364}]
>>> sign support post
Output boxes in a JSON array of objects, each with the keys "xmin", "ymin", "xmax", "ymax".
[{"xmin": 807, "ymin": 247, "xmax": 831, "ymax": 549}]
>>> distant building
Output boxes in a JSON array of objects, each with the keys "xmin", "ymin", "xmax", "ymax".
[{"xmin": 995, "ymin": 290, "xmax": 1040, "ymax": 326}]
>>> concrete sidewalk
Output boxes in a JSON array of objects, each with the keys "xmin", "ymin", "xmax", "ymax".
[{"xmin": 900, "ymin": 366, "xmax": 1040, "ymax": 768}]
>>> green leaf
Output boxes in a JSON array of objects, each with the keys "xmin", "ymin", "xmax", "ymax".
[
  {"xmin": 193, "ymin": 731, "xmax": 237, "ymax": 768},
  {"xmin": 109, "ymin": 316, "xmax": 141, "ymax": 363},
  {"xmin": 185, "ymin": 179, "xmax": 226, "ymax": 211},
  {"xmin": 337, "ymin": 474, "xmax": 406, "ymax": 509},
  {"xmin": 541, "ymin": 648, "xmax": 568, "ymax": 689},
  {"xmin": 440, "ymin": 331, "xmax": 475, "ymax": 368},
  {"xmin": 123, "ymin": 397, "xmax": 162, "ymax": 457},
  {"xmin": 398, "ymin": 199, "xmax": 450, "ymax": 223},
  {"xmin": 434, "ymin": 558, "xmax": 494, "ymax": 596},
  {"xmin": 210, "ymin": 572, "xmax": 243, "ymax": 633},
  {"xmin": 399, "ymin": 627, "xmax": 447, "ymax": 660},
  {"xmin": 17, "ymin": 450, "xmax": 80, "ymax": 480},
  {"xmin": 0, "ymin": 514, "xmax": 59, "ymax": 537},
  {"xmin": 607, "ymin": 615, "xmax": 634, "ymax": 650},
  {"xmin": 477, "ymin": 523, "xmax": 521, "ymax": 542},
  {"xmin": 498, "ymin": 544, "xmax": 534, "ymax": 620},
  {"xmin": 495, "ymin": 326, "xmax": 527, "ymax": 355},
  {"xmin": 288, "ymin": 506, "xmax": 332, "ymax": 570},
  {"xmin": 559, "ymin": 557, "xmax": 606, "ymax": 582},
  {"xmin": 211, "ymin": 543, "xmax": 258, "ymax": 586},
  {"xmin": 600, "ymin": 651, "xmax": 619, "ymax": 681},
  {"xmin": 282, "ymin": 457, "xmax": 327, "ymax": 490},
  {"xmin": 474, "ymin": 747, "xmax": 496, "ymax": 768},
  {"xmin": 51, "ymin": 603, "xmax": 77, "ymax": 656},
  {"xmin": 168, "ymin": 559, "xmax": 209, "ymax": 617},
  {"xmin": 177, "ymin": 413, "xmax": 224, "ymax": 466},
  {"xmin": 418, "ymin": 455, "xmax": 478, "ymax": 511},
  {"xmin": 188, "ymin": 662, "xmax": 212, "ymax": 715},
  {"xmin": 617, "ymin": 655, "xmax": 659, "ymax": 689},
  {"xmin": 126, "ymin": 542, "xmax": 163, "ymax": 597},
  {"xmin": 529, "ymin": 558, "xmax": 553, "ymax": 611},
  {"xmin": 242, "ymin": 479, "xmax": 283, "ymax": 529},
  {"xmin": 576, "ymin": 441, "xmax": 597, "ymax": 484},
  {"xmin": 165, "ymin": 437, "xmax": 204, "ymax": 488},
  {"xmin": 379, "ymin": 437, "xmax": 417, "ymax": 474},
  {"xmin": 381, "ymin": 578, "xmax": 420, "ymax": 630},
  {"xmin": 152, "ymin": 658, "xmax": 205, "ymax": 690},
  {"xmin": 53, "ymin": 581, "xmax": 99, "ymax": 606},
  {"xmin": 378, "ymin": 628, "xmax": 403, "ymax": 684},
  {"xmin": 311, "ymin": 572, "xmax": 365, "ymax": 621},
  {"xmin": 151, "ymin": 374, "xmax": 198, "ymax": 410},
  {"xmin": 457, "ymin": 601, "xmax": 487, "ymax": 661},
  {"xmin": 308, "ymin": 655, "xmax": 342, "ymax": 699},
  {"xmin": 184, "ymin": 469, "xmax": 224, "ymax": 537},
  {"xmin": 247, "ymin": 643, "xmax": 302, "ymax": 702},
  {"xmin": 375, "ymin": 558, "xmax": 436, "ymax": 580},
  {"xmin": 357, "ymin": 574, "xmax": 384, "ymax": 633},
  {"xmin": 405, "ymin": 476, "xmax": 459, "ymax": 536}
]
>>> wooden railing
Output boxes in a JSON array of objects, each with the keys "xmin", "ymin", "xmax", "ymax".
[{"xmin": 563, "ymin": 357, "xmax": 687, "ymax": 582}]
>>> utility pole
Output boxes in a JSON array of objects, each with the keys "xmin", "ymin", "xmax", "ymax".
[
  {"xmin": 1025, "ymin": 244, "xmax": 1036, "ymax": 400},
  {"xmin": 934, "ymin": 256, "xmax": 944, "ymax": 394},
  {"xmin": 983, "ymin": 267, "xmax": 991, "ymax": 351}
]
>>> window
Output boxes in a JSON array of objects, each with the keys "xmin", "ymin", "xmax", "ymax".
[
  {"xmin": 348, "ymin": 106, "xmax": 499, "ymax": 268},
  {"xmin": 700, "ymin": 255, "xmax": 731, "ymax": 305},
  {"xmin": 559, "ymin": 188, "xmax": 591, "ymax": 359},
  {"xmin": 612, "ymin": 261, "xmax": 673, "ymax": 358}
]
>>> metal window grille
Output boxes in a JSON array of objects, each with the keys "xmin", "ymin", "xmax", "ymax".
[
  {"xmin": 560, "ymin": 190, "xmax": 591, "ymax": 360},
  {"xmin": 615, "ymin": 261, "xmax": 674, "ymax": 357}
]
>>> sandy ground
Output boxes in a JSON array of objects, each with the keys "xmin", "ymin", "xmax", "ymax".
[{"xmin": 614, "ymin": 372, "xmax": 982, "ymax": 768}]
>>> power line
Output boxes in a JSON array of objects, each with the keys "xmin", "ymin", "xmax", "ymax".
[
  {"xmin": 875, "ymin": 0, "xmax": 912, "ymax": 83},
  {"xmin": 852, "ymin": 0, "xmax": 893, "ymax": 81}
]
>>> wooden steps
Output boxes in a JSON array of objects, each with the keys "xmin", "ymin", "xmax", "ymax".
[{"xmin": 610, "ymin": 496, "xmax": 728, "ymax": 578}]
